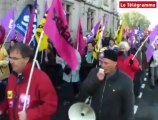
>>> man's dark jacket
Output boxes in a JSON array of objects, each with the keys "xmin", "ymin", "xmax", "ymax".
[{"xmin": 79, "ymin": 68, "xmax": 134, "ymax": 120}]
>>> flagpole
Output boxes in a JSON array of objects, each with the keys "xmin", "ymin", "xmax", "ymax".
[
  {"xmin": 23, "ymin": 30, "xmax": 44, "ymax": 111},
  {"xmin": 77, "ymin": 43, "xmax": 79, "ymax": 51},
  {"xmin": 23, "ymin": 26, "xmax": 28, "ymax": 44},
  {"xmin": 35, "ymin": 60, "xmax": 41, "ymax": 69},
  {"xmin": 132, "ymin": 36, "xmax": 149, "ymax": 60},
  {"xmin": 28, "ymin": 32, "xmax": 36, "ymax": 45},
  {"xmin": 2, "ymin": 28, "xmax": 13, "ymax": 48}
]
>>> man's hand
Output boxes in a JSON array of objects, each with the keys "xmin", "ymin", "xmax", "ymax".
[
  {"xmin": 97, "ymin": 68, "xmax": 105, "ymax": 81},
  {"xmin": 129, "ymin": 59, "xmax": 134, "ymax": 65},
  {"xmin": 18, "ymin": 111, "xmax": 27, "ymax": 120},
  {"xmin": 45, "ymin": 57, "xmax": 48, "ymax": 62}
]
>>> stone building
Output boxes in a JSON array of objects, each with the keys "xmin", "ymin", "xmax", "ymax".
[{"xmin": 0, "ymin": 0, "xmax": 119, "ymax": 39}]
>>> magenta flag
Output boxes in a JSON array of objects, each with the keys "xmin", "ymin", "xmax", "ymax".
[
  {"xmin": 26, "ymin": 0, "xmax": 38, "ymax": 44},
  {"xmin": 26, "ymin": 8, "xmax": 35, "ymax": 43},
  {"xmin": 75, "ymin": 18, "xmax": 86, "ymax": 57},
  {"xmin": 44, "ymin": 0, "xmax": 78, "ymax": 70}
]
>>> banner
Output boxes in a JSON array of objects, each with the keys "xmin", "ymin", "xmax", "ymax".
[
  {"xmin": 75, "ymin": 18, "xmax": 86, "ymax": 56},
  {"xmin": 1, "ymin": 8, "xmax": 15, "ymax": 40},
  {"xmin": 146, "ymin": 25, "xmax": 158, "ymax": 62},
  {"xmin": 15, "ymin": 5, "xmax": 32, "ymax": 42},
  {"xmin": 44, "ymin": 0, "xmax": 78, "ymax": 70},
  {"xmin": 44, "ymin": 0, "xmax": 48, "ymax": 13},
  {"xmin": 35, "ymin": 12, "xmax": 48, "ymax": 51},
  {"xmin": 26, "ymin": 0, "xmax": 38, "ymax": 44},
  {"xmin": 87, "ymin": 21, "xmax": 100, "ymax": 43}
]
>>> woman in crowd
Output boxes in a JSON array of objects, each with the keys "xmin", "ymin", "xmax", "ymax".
[
  {"xmin": 117, "ymin": 41, "xmax": 140, "ymax": 97},
  {"xmin": 149, "ymin": 44, "xmax": 158, "ymax": 89}
]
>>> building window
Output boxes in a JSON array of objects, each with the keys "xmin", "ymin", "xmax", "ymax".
[
  {"xmin": 62, "ymin": 2, "xmax": 72, "ymax": 25},
  {"xmin": 103, "ymin": 14, "xmax": 107, "ymax": 23},
  {"xmin": 87, "ymin": 9, "xmax": 94, "ymax": 31},
  {"xmin": 103, "ymin": 0, "xmax": 109, "ymax": 6}
]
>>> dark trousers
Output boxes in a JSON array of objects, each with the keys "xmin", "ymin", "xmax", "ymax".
[{"xmin": 133, "ymin": 70, "xmax": 144, "ymax": 97}]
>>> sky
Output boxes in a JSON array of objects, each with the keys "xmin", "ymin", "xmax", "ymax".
[{"xmin": 117, "ymin": 0, "xmax": 158, "ymax": 30}]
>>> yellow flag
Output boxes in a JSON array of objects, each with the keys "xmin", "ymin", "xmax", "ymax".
[
  {"xmin": 0, "ymin": 47, "xmax": 10, "ymax": 80},
  {"xmin": 115, "ymin": 24, "xmax": 123, "ymax": 45},
  {"xmin": 95, "ymin": 25, "xmax": 102, "ymax": 53},
  {"xmin": 35, "ymin": 12, "xmax": 48, "ymax": 51},
  {"xmin": 115, "ymin": 19, "xmax": 126, "ymax": 45}
]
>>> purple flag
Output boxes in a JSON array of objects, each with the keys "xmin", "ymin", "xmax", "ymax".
[
  {"xmin": 129, "ymin": 27, "xmax": 135, "ymax": 46},
  {"xmin": 44, "ymin": 0, "xmax": 48, "ymax": 13},
  {"xmin": 87, "ymin": 21, "xmax": 100, "ymax": 43},
  {"xmin": 146, "ymin": 25, "xmax": 158, "ymax": 62},
  {"xmin": 1, "ymin": 8, "xmax": 15, "ymax": 40},
  {"xmin": 102, "ymin": 15, "xmax": 109, "ymax": 31}
]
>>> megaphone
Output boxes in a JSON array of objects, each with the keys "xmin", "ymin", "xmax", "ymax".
[{"xmin": 68, "ymin": 102, "xmax": 96, "ymax": 120}]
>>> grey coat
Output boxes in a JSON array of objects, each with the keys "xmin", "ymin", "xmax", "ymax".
[{"xmin": 79, "ymin": 67, "xmax": 134, "ymax": 120}]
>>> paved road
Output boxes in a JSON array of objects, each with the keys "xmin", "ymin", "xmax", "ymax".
[{"xmin": 134, "ymin": 75, "xmax": 158, "ymax": 120}]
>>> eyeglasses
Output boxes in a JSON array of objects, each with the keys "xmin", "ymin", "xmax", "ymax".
[{"xmin": 9, "ymin": 57, "xmax": 23, "ymax": 61}]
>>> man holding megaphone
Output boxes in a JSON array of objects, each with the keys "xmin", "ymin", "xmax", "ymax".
[{"xmin": 78, "ymin": 49, "xmax": 134, "ymax": 120}]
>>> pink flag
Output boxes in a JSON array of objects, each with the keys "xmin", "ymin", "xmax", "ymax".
[
  {"xmin": 44, "ymin": 0, "xmax": 78, "ymax": 70},
  {"xmin": 26, "ymin": 6, "xmax": 35, "ymax": 43},
  {"xmin": 75, "ymin": 18, "xmax": 86, "ymax": 57}
]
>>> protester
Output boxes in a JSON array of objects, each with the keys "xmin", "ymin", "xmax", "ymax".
[
  {"xmin": 102, "ymin": 31, "xmax": 111, "ymax": 47},
  {"xmin": 0, "ymin": 43, "xmax": 58, "ymax": 120},
  {"xmin": 117, "ymin": 41, "xmax": 140, "ymax": 80},
  {"xmin": 0, "ymin": 26, "xmax": 10, "ymax": 120},
  {"xmin": 61, "ymin": 49, "xmax": 81, "ymax": 104},
  {"xmin": 80, "ymin": 42, "xmax": 98, "ymax": 82},
  {"xmin": 10, "ymin": 39, "xmax": 18, "ymax": 48},
  {"xmin": 79, "ymin": 49, "xmax": 134, "ymax": 120},
  {"xmin": 117, "ymin": 41, "xmax": 141, "ymax": 97},
  {"xmin": 0, "ymin": 40, "xmax": 10, "ymax": 81},
  {"xmin": 149, "ymin": 44, "xmax": 158, "ymax": 89},
  {"xmin": 41, "ymin": 43, "xmax": 63, "ymax": 87},
  {"xmin": 107, "ymin": 38, "xmax": 118, "ymax": 51}
]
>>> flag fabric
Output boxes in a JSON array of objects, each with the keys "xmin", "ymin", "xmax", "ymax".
[
  {"xmin": 0, "ymin": 25, "xmax": 6, "ymax": 44},
  {"xmin": 1, "ymin": 8, "xmax": 15, "ymax": 40},
  {"xmin": 26, "ymin": 0, "xmax": 38, "ymax": 44},
  {"xmin": 115, "ymin": 23, "xmax": 123, "ymax": 45},
  {"xmin": 87, "ymin": 21, "xmax": 100, "ymax": 43},
  {"xmin": 35, "ymin": 12, "xmax": 48, "ymax": 51},
  {"xmin": 44, "ymin": 0, "xmax": 48, "ymax": 13},
  {"xmin": 75, "ymin": 18, "xmax": 86, "ymax": 56},
  {"xmin": 146, "ymin": 25, "xmax": 158, "ymax": 62},
  {"xmin": 102, "ymin": 15, "xmax": 109, "ymax": 34},
  {"xmin": 95, "ymin": 25, "xmax": 102, "ymax": 53},
  {"xmin": 129, "ymin": 27, "xmax": 135, "ymax": 46},
  {"xmin": 95, "ymin": 15, "xmax": 109, "ymax": 52},
  {"xmin": 15, "ymin": 5, "xmax": 32, "ymax": 42},
  {"xmin": 137, "ymin": 25, "xmax": 143, "ymax": 39},
  {"xmin": 44, "ymin": 0, "xmax": 78, "ymax": 70}
]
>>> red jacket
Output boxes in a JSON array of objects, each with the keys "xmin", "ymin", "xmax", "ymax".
[
  {"xmin": 117, "ymin": 54, "xmax": 140, "ymax": 80},
  {"xmin": 0, "ymin": 63, "xmax": 58, "ymax": 120}
]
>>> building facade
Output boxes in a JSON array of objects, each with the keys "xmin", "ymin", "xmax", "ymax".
[{"xmin": 0, "ymin": 0, "xmax": 119, "ymax": 39}]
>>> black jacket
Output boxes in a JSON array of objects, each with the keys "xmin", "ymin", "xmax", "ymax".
[
  {"xmin": 79, "ymin": 68, "xmax": 134, "ymax": 120},
  {"xmin": 80, "ymin": 56, "xmax": 98, "ymax": 82}
]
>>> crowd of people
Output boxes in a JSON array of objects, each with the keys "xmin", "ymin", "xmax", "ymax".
[{"xmin": 0, "ymin": 24, "xmax": 158, "ymax": 120}]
